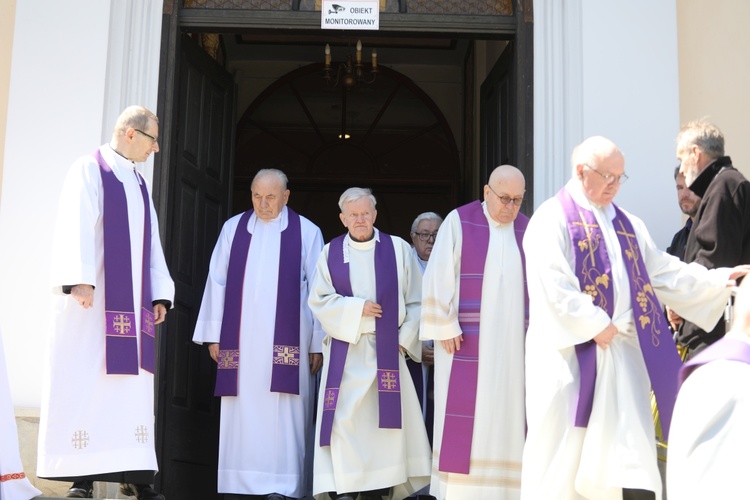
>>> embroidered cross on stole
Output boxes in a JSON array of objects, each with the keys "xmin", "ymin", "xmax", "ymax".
[
  {"xmin": 320, "ymin": 231, "xmax": 401, "ymax": 447},
  {"xmin": 94, "ymin": 149, "xmax": 155, "ymax": 375},
  {"xmin": 214, "ymin": 208, "xmax": 302, "ymax": 397}
]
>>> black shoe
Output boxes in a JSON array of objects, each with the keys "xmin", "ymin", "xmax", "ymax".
[
  {"xmin": 66, "ymin": 480, "xmax": 93, "ymax": 498},
  {"xmin": 360, "ymin": 487, "xmax": 390, "ymax": 500},
  {"xmin": 329, "ymin": 493, "xmax": 358, "ymax": 500},
  {"xmin": 119, "ymin": 483, "xmax": 166, "ymax": 500}
]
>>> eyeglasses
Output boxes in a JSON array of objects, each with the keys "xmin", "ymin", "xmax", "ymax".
[
  {"xmin": 487, "ymin": 184, "xmax": 524, "ymax": 206},
  {"xmin": 412, "ymin": 232, "xmax": 438, "ymax": 242},
  {"xmin": 584, "ymin": 164, "xmax": 628, "ymax": 185},
  {"xmin": 135, "ymin": 129, "xmax": 158, "ymax": 144}
]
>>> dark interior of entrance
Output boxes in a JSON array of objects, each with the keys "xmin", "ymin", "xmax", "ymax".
[{"xmin": 154, "ymin": 13, "xmax": 531, "ymax": 496}]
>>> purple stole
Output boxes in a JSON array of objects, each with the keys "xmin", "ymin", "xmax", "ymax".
[
  {"xmin": 94, "ymin": 149, "xmax": 155, "ymax": 375},
  {"xmin": 679, "ymin": 337, "xmax": 750, "ymax": 386},
  {"xmin": 214, "ymin": 208, "xmax": 302, "ymax": 397},
  {"xmin": 557, "ymin": 188, "xmax": 683, "ymax": 439},
  {"xmin": 320, "ymin": 231, "xmax": 401, "ymax": 447},
  {"xmin": 439, "ymin": 201, "xmax": 529, "ymax": 474}
]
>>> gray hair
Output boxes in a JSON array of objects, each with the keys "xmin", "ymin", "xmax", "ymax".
[
  {"xmin": 252, "ymin": 168, "xmax": 288, "ymax": 190},
  {"xmin": 570, "ymin": 136, "xmax": 624, "ymax": 178},
  {"xmin": 410, "ymin": 212, "xmax": 443, "ymax": 233},
  {"xmin": 113, "ymin": 105, "xmax": 158, "ymax": 136},
  {"xmin": 676, "ymin": 120, "xmax": 725, "ymax": 159},
  {"xmin": 338, "ymin": 187, "xmax": 377, "ymax": 211}
]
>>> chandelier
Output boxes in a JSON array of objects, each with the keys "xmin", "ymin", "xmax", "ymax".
[{"xmin": 324, "ymin": 40, "xmax": 378, "ymax": 88}]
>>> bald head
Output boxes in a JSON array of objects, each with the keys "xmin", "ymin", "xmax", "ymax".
[
  {"xmin": 489, "ymin": 164, "xmax": 525, "ymax": 187},
  {"xmin": 484, "ymin": 164, "xmax": 525, "ymax": 224}
]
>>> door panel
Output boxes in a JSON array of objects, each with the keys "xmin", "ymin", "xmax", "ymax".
[{"xmin": 156, "ymin": 34, "xmax": 234, "ymax": 500}]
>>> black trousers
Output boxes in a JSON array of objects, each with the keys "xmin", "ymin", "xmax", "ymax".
[
  {"xmin": 40, "ymin": 470, "xmax": 155, "ymax": 485},
  {"xmin": 622, "ymin": 489, "xmax": 656, "ymax": 500}
]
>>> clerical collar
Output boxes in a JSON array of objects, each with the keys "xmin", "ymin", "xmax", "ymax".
[
  {"xmin": 109, "ymin": 144, "xmax": 133, "ymax": 162},
  {"xmin": 688, "ymin": 156, "xmax": 733, "ymax": 198},
  {"xmin": 343, "ymin": 229, "xmax": 379, "ymax": 262},
  {"xmin": 248, "ymin": 206, "xmax": 286, "ymax": 234}
]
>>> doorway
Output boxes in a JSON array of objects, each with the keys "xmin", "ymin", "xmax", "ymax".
[{"xmin": 154, "ymin": 10, "xmax": 531, "ymax": 498}]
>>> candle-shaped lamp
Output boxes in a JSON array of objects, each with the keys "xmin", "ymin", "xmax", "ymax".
[
  {"xmin": 372, "ymin": 48, "xmax": 377, "ymax": 69},
  {"xmin": 356, "ymin": 40, "xmax": 362, "ymax": 64},
  {"xmin": 325, "ymin": 44, "xmax": 331, "ymax": 66}
]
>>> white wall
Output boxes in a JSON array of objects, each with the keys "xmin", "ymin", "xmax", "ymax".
[
  {"xmin": 582, "ymin": 0, "xmax": 681, "ymax": 245},
  {"xmin": 1, "ymin": 0, "xmax": 162, "ymax": 408},
  {"xmin": 0, "ymin": 0, "xmax": 112, "ymax": 408},
  {"xmin": 535, "ymin": 0, "xmax": 682, "ymax": 249},
  {"xmin": 677, "ymin": 0, "xmax": 750, "ymax": 178}
]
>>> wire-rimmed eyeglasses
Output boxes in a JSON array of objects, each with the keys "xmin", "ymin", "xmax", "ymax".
[
  {"xmin": 487, "ymin": 184, "xmax": 524, "ymax": 206},
  {"xmin": 584, "ymin": 164, "xmax": 628, "ymax": 185}
]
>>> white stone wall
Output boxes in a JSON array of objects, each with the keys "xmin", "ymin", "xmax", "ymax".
[
  {"xmin": 677, "ymin": 0, "xmax": 750, "ymax": 178},
  {"xmin": 534, "ymin": 0, "xmax": 682, "ymax": 249},
  {"xmin": 1, "ymin": 0, "xmax": 162, "ymax": 413},
  {"xmin": 1, "ymin": 0, "xmax": 112, "ymax": 412}
]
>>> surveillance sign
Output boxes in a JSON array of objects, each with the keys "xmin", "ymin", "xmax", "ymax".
[{"xmin": 322, "ymin": 1, "xmax": 380, "ymax": 30}]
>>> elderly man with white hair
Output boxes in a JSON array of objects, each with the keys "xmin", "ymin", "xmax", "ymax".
[
  {"xmin": 667, "ymin": 279, "xmax": 750, "ymax": 499},
  {"xmin": 520, "ymin": 136, "xmax": 749, "ymax": 500},
  {"xmin": 193, "ymin": 168, "xmax": 324, "ymax": 500},
  {"xmin": 409, "ymin": 212, "xmax": 443, "ymax": 273},
  {"xmin": 309, "ymin": 187, "xmax": 431, "ymax": 500},
  {"xmin": 408, "ymin": 211, "xmax": 443, "ymax": 438}
]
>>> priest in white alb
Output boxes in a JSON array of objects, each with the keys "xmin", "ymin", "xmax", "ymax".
[
  {"xmin": 520, "ymin": 136, "xmax": 749, "ymax": 500},
  {"xmin": 193, "ymin": 168, "xmax": 324, "ymax": 500},
  {"xmin": 667, "ymin": 279, "xmax": 750, "ymax": 499},
  {"xmin": 37, "ymin": 106, "xmax": 175, "ymax": 500},
  {"xmin": 0, "ymin": 327, "xmax": 42, "ymax": 500},
  {"xmin": 421, "ymin": 165, "xmax": 528, "ymax": 499},
  {"xmin": 309, "ymin": 187, "xmax": 431, "ymax": 500}
]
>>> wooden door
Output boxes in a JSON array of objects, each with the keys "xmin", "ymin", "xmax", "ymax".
[
  {"xmin": 479, "ymin": 42, "xmax": 533, "ymax": 214},
  {"xmin": 155, "ymin": 34, "xmax": 234, "ymax": 500}
]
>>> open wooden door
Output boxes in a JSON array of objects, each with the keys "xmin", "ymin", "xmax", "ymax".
[
  {"xmin": 155, "ymin": 34, "xmax": 234, "ymax": 499},
  {"xmin": 479, "ymin": 40, "xmax": 533, "ymax": 214}
]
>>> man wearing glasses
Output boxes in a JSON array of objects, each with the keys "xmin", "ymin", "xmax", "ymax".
[
  {"xmin": 420, "ymin": 165, "xmax": 529, "ymax": 499},
  {"xmin": 408, "ymin": 211, "xmax": 443, "ymax": 428},
  {"xmin": 410, "ymin": 213, "xmax": 443, "ymax": 274},
  {"xmin": 38, "ymin": 106, "xmax": 174, "ymax": 499},
  {"xmin": 406, "ymin": 212, "xmax": 443, "ymax": 500},
  {"xmin": 520, "ymin": 136, "xmax": 748, "ymax": 500}
]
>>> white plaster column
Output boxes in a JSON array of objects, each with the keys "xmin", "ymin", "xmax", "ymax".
[
  {"xmin": 533, "ymin": 0, "xmax": 681, "ymax": 248},
  {"xmin": 102, "ymin": 0, "xmax": 164, "ymax": 183},
  {"xmin": 533, "ymin": 0, "xmax": 583, "ymax": 208}
]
